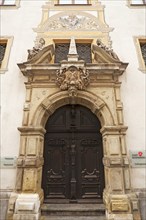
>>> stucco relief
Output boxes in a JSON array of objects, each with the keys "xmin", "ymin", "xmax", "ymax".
[
  {"xmin": 35, "ymin": 11, "xmax": 113, "ymax": 34},
  {"xmin": 45, "ymin": 15, "xmax": 101, "ymax": 31}
]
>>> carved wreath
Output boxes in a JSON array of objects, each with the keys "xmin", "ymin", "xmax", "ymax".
[{"xmin": 56, "ymin": 66, "xmax": 90, "ymax": 95}]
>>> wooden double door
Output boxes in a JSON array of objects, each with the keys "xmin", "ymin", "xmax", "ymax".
[{"xmin": 42, "ymin": 105, "xmax": 104, "ymax": 202}]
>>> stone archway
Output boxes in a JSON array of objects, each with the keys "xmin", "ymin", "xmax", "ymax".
[
  {"xmin": 32, "ymin": 90, "xmax": 115, "ymax": 128},
  {"xmin": 8, "ymin": 91, "xmax": 136, "ymax": 220}
]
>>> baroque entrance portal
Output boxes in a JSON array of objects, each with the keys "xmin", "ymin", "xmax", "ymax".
[
  {"xmin": 42, "ymin": 105, "xmax": 104, "ymax": 202},
  {"xmin": 9, "ymin": 34, "xmax": 141, "ymax": 220}
]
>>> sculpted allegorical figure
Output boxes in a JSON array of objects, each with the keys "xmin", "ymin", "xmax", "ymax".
[
  {"xmin": 96, "ymin": 39, "xmax": 119, "ymax": 60},
  {"xmin": 27, "ymin": 38, "xmax": 45, "ymax": 60}
]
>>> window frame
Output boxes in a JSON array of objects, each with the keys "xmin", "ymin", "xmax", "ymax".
[
  {"xmin": 0, "ymin": 0, "xmax": 20, "ymax": 9},
  {"xmin": 55, "ymin": 0, "xmax": 91, "ymax": 6},
  {"xmin": 0, "ymin": 36, "xmax": 13, "ymax": 74},
  {"xmin": 53, "ymin": 39, "xmax": 93, "ymax": 63},
  {"xmin": 133, "ymin": 36, "xmax": 146, "ymax": 73},
  {"xmin": 128, "ymin": 0, "xmax": 146, "ymax": 7}
]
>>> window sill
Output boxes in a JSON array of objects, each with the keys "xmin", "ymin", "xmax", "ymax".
[{"xmin": 130, "ymin": 4, "xmax": 146, "ymax": 6}]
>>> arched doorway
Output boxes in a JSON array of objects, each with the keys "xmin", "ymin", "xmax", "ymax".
[{"xmin": 42, "ymin": 104, "xmax": 105, "ymax": 203}]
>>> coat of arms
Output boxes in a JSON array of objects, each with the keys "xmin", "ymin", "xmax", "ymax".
[{"xmin": 56, "ymin": 66, "xmax": 90, "ymax": 96}]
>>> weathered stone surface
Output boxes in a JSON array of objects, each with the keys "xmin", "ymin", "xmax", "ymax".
[
  {"xmin": 107, "ymin": 213, "xmax": 133, "ymax": 220},
  {"xmin": 14, "ymin": 193, "xmax": 41, "ymax": 220},
  {"xmin": 13, "ymin": 213, "xmax": 40, "ymax": 220},
  {"xmin": 22, "ymin": 169, "xmax": 36, "ymax": 192},
  {"xmin": 111, "ymin": 201, "xmax": 129, "ymax": 212}
]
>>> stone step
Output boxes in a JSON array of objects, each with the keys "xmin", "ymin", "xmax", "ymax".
[
  {"xmin": 41, "ymin": 204, "xmax": 105, "ymax": 217},
  {"xmin": 41, "ymin": 216, "xmax": 106, "ymax": 220}
]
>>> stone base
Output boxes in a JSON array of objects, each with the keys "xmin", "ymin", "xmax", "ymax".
[
  {"xmin": 107, "ymin": 213, "xmax": 133, "ymax": 220},
  {"xmin": 12, "ymin": 193, "xmax": 41, "ymax": 220},
  {"xmin": 103, "ymin": 191, "xmax": 142, "ymax": 220},
  {"xmin": 13, "ymin": 213, "xmax": 40, "ymax": 220}
]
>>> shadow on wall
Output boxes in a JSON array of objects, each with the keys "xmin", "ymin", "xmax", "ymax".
[
  {"xmin": 139, "ymin": 191, "xmax": 146, "ymax": 220},
  {"xmin": 0, "ymin": 192, "xmax": 10, "ymax": 220}
]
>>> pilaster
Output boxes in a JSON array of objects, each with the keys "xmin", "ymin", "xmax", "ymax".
[{"xmin": 101, "ymin": 126, "xmax": 141, "ymax": 220}]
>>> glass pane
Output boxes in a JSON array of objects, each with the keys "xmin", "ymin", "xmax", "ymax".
[
  {"xmin": 131, "ymin": 0, "xmax": 144, "ymax": 5},
  {"xmin": 59, "ymin": 0, "xmax": 88, "ymax": 4},
  {"xmin": 55, "ymin": 43, "xmax": 70, "ymax": 63},
  {"xmin": 0, "ymin": 0, "xmax": 3, "ymax": 5},
  {"xmin": 59, "ymin": 0, "xmax": 72, "ymax": 4},
  {"xmin": 55, "ymin": 43, "xmax": 91, "ymax": 63},
  {"xmin": 0, "ymin": 43, "xmax": 7, "ymax": 63},
  {"xmin": 2, "ymin": 0, "xmax": 15, "ymax": 5},
  {"xmin": 76, "ymin": 43, "xmax": 91, "ymax": 63},
  {"xmin": 140, "ymin": 43, "xmax": 146, "ymax": 65},
  {"xmin": 75, "ymin": 0, "xmax": 88, "ymax": 4}
]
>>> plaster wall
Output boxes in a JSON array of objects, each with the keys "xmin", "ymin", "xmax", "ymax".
[
  {"xmin": 101, "ymin": 0, "xmax": 146, "ymax": 189},
  {"xmin": 1, "ymin": 0, "xmax": 145, "ymax": 192},
  {"xmin": 1, "ymin": 0, "xmax": 46, "ymax": 190}
]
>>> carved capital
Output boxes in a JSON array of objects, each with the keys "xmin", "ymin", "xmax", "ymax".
[{"xmin": 56, "ymin": 65, "xmax": 90, "ymax": 97}]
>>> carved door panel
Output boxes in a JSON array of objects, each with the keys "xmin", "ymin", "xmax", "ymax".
[
  {"xmin": 42, "ymin": 134, "xmax": 70, "ymax": 199},
  {"xmin": 76, "ymin": 133, "xmax": 104, "ymax": 199},
  {"xmin": 42, "ymin": 105, "xmax": 104, "ymax": 202}
]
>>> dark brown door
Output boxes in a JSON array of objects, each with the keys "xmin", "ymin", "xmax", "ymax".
[{"xmin": 42, "ymin": 105, "xmax": 104, "ymax": 202}]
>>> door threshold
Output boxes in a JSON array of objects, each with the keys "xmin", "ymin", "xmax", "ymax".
[{"xmin": 44, "ymin": 199, "xmax": 103, "ymax": 204}]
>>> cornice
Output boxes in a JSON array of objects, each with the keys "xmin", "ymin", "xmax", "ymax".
[{"xmin": 18, "ymin": 62, "xmax": 128, "ymax": 78}]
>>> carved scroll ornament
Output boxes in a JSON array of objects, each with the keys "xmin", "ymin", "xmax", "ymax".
[{"xmin": 56, "ymin": 66, "xmax": 90, "ymax": 96}]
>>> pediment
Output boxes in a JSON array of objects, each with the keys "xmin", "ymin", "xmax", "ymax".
[
  {"xmin": 92, "ymin": 44, "xmax": 121, "ymax": 64},
  {"xmin": 21, "ymin": 44, "xmax": 55, "ymax": 65},
  {"xmin": 18, "ymin": 41, "xmax": 128, "ymax": 78},
  {"xmin": 19, "ymin": 42, "xmax": 123, "ymax": 66}
]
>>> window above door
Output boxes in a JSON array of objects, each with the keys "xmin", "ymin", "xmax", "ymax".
[
  {"xmin": 56, "ymin": 0, "xmax": 90, "ymax": 5},
  {"xmin": 54, "ymin": 42, "xmax": 92, "ymax": 63}
]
